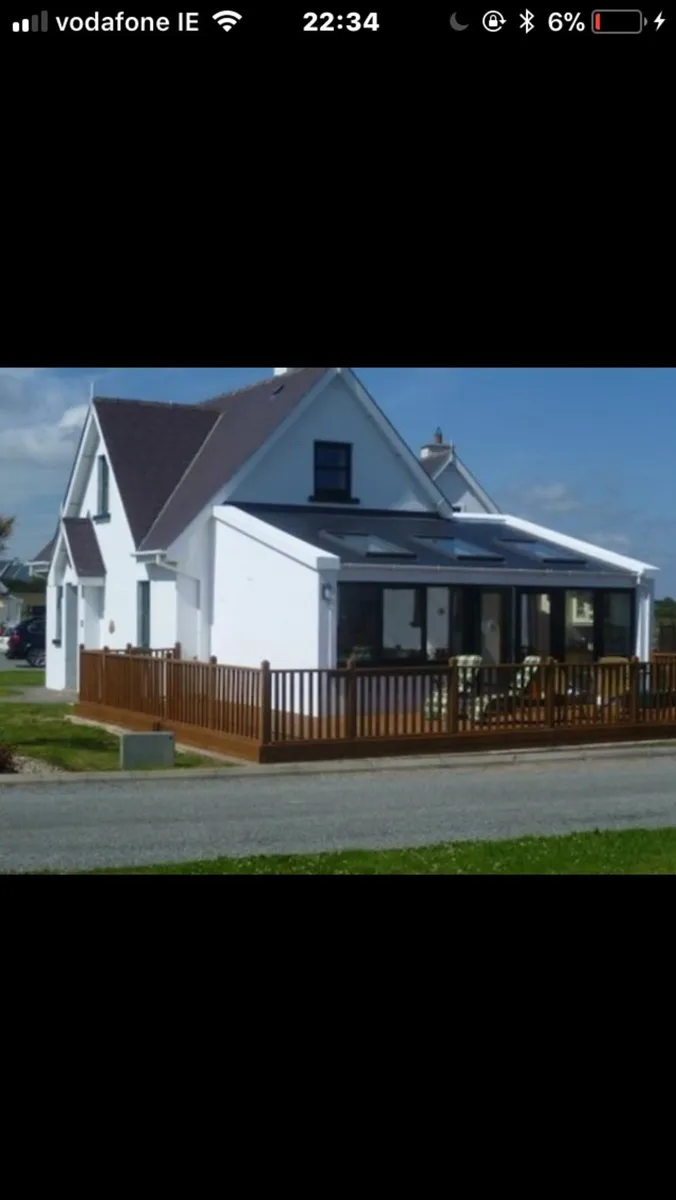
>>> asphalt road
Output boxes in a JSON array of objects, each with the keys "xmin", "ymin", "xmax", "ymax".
[{"xmin": 2, "ymin": 755, "xmax": 676, "ymax": 871}]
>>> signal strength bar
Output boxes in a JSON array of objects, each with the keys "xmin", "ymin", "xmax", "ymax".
[{"xmin": 12, "ymin": 11, "xmax": 49, "ymax": 31}]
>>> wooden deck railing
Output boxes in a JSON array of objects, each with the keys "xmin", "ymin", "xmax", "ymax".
[{"xmin": 76, "ymin": 652, "xmax": 676, "ymax": 764}]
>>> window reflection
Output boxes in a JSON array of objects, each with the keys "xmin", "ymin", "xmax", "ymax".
[
  {"xmin": 565, "ymin": 590, "xmax": 595, "ymax": 662},
  {"xmin": 337, "ymin": 584, "xmax": 379, "ymax": 665},
  {"xmin": 519, "ymin": 592, "xmax": 551, "ymax": 659},
  {"xmin": 602, "ymin": 592, "xmax": 632, "ymax": 657},
  {"xmin": 382, "ymin": 589, "xmax": 422, "ymax": 660}
]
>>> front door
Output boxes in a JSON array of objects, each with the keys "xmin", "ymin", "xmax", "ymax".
[{"xmin": 65, "ymin": 584, "xmax": 79, "ymax": 690}]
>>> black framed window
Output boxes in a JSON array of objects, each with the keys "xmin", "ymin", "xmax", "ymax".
[
  {"xmin": 137, "ymin": 581, "xmax": 151, "ymax": 649},
  {"xmin": 96, "ymin": 455, "xmax": 110, "ymax": 517},
  {"xmin": 337, "ymin": 583, "xmax": 380, "ymax": 665},
  {"xmin": 312, "ymin": 441, "xmax": 354, "ymax": 503},
  {"xmin": 338, "ymin": 583, "xmax": 480, "ymax": 666}
]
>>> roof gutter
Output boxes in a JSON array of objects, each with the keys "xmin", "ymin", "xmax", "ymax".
[{"xmin": 340, "ymin": 562, "xmax": 631, "ymax": 577}]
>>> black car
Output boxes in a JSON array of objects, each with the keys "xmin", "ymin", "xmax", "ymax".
[{"xmin": 5, "ymin": 616, "xmax": 46, "ymax": 667}]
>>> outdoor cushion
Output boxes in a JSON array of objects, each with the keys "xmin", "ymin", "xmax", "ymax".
[{"xmin": 424, "ymin": 656, "xmax": 482, "ymax": 721}]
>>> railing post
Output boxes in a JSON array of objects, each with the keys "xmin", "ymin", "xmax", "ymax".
[
  {"xmin": 260, "ymin": 660, "xmax": 272, "ymax": 745},
  {"xmin": 174, "ymin": 642, "xmax": 182, "ymax": 660},
  {"xmin": 544, "ymin": 658, "xmax": 556, "ymax": 727},
  {"xmin": 345, "ymin": 658, "xmax": 357, "ymax": 740},
  {"xmin": 628, "ymin": 657, "xmax": 639, "ymax": 723},
  {"xmin": 126, "ymin": 643, "xmax": 133, "ymax": 655}
]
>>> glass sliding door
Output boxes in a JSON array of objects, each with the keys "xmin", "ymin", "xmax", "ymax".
[
  {"xmin": 382, "ymin": 587, "xmax": 423, "ymax": 662},
  {"xmin": 426, "ymin": 587, "xmax": 450, "ymax": 661},
  {"xmin": 517, "ymin": 591, "xmax": 552, "ymax": 660},
  {"xmin": 564, "ymin": 590, "xmax": 595, "ymax": 662},
  {"xmin": 337, "ymin": 584, "xmax": 380, "ymax": 665},
  {"xmin": 601, "ymin": 591, "xmax": 633, "ymax": 657},
  {"xmin": 481, "ymin": 591, "xmax": 503, "ymax": 666}
]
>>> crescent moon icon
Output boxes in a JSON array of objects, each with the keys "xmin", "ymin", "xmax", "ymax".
[{"xmin": 450, "ymin": 12, "xmax": 469, "ymax": 29}]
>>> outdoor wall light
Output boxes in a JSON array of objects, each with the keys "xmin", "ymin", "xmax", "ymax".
[{"xmin": 322, "ymin": 584, "xmax": 335, "ymax": 602}]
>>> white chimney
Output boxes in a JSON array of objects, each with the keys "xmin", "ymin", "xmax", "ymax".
[{"xmin": 274, "ymin": 368, "xmax": 298, "ymax": 376}]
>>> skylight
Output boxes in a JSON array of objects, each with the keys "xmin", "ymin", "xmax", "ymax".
[
  {"xmin": 414, "ymin": 537, "xmax": 504, "ymax": 562},
  {"xmin": 499, "ymin": 538, "xmax": 587, "ymax": 565},
  {"xmin": 326, "ymin": 533, "xmax": 416, "ymax": 558}
]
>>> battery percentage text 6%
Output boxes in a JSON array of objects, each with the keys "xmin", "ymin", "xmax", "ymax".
[{"xmin": 549, "ymin": 11, "xmax": 585, "ymax": 30}]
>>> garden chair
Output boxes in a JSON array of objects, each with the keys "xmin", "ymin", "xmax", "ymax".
[
  {"xmin": 472, "ymin": 655, "xmax": 543, "ymax": 721},
  {"xmin": 423, "ymin": 655, "xmax": 482, "ymax": 721}
]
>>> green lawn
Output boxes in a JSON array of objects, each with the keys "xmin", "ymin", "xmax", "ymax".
[
  {"xmin": 0, "ymin": 702, "xmax": 232, "ymax": 772},
  {"xmin": 0, "ymin": 669, "xmax": 45, "ymax": 696},
  {"xmin": 87, "ymin": 827, "xmax": 676, "ymax": 874}
]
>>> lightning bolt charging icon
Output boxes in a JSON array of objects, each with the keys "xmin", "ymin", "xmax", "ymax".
[{"xmin": 655, "ymin": 11, "xmax": 665, "ymax": 30}]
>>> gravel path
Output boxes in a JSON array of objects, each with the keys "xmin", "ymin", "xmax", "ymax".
[
  {"xmin": 2, "ymin": 754, "xmax": 676, "ymax": 872},
  {"xmin": 13, "ymin": 757, "xmax": 66, "ymax": 778}
]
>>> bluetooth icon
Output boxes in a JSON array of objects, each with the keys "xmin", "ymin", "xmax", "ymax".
[{"xmin": 519, "ymin": 8, "xmax": 534, "ymax": 32}]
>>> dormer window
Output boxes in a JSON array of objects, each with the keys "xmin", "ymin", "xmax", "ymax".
[
  {"xmin": 96, "ymin": 455, "xmax": 110, "ymax": 519},
  {"xmin": 311, "ymin": 441, "xmax": 357, "ymax": 505}
]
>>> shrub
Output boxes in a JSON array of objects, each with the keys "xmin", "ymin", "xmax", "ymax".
[{"xmin": 0, "ymin": 741, "xmax": 19, "ymax": 774}]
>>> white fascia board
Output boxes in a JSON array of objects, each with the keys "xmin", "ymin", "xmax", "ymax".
[
  {"xmin": 453, "ymin": 512, "xmax": 658, "ymax": 578},
  {"xmin": 214, "ymin": 505, "xmax": 341, "ymax": 573},
  {"xmin": 47, "ymin": 525, "xmax": 69, "ymax": 584},
  {"xmin": 338, "ymin": 565, "xmax": 639, "ymax": 589},
  {"xmin": 449, "ymin": 454, "xmax": 501, "ymax": 514},
  {"xmin": 219, "ymin": 369, "xmax": 340, "ymax": 503},
  {"xmin": 340, "ymin": 368, "xmax": 453, "ymax": 516},
  {"xmin": 62, "ymin": 405, "xmax": 101, "ymax": 517}
]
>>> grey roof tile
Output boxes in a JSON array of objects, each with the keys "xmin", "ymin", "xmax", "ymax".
[
  {"xmin": 62, "ymin": 518, "xmax": 106, "ymax": 578},
  {"xmin": 227, "ymin": 504, "xmax": 632, "ymax": 576},
  {"xmin": 30, "ymin": 536, "xmax": 56, "ymax": 564},
  {"xmin": 138, "ymin": 367, "xmax": 329, "ymax": 551},
  {"xmin": 93, "ymin": 398, "xmax": 220, "ymax": 548}
]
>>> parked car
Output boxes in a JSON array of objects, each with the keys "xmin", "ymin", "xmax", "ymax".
[
  {"xmin": 4, "ymin": 616, "xmax": 46, "ymax": 667},
  {"xmin": 0, "ymin": 623, "xmax": 13, "ymax": 653}
]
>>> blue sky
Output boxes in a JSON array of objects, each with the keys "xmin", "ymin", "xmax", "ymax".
[{"xmin": 1, "ymin": 366, "xmax": 674, "ymax": 594}]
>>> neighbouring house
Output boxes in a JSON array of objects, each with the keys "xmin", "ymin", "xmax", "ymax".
[
  {"xmin": 40, "ymin": 367, "xmax": 658, "ymax": 693},
  {"xmin": 0, "ymin": 559, "xmax": 46, "ymax": 626},
  {"xmin": 26, "ymin": 539, "xmax": 56, "ymax": 581}
]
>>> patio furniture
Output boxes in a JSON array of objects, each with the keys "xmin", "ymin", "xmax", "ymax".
[
  {"xmin": 423, "ymin": 655, "xmax": 482, "ymax": 721},
  {"xmin": 473, "ymin": 655, "xmax": 543, "ymax": 721}
]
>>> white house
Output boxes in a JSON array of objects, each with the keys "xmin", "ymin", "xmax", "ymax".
[{"xmin": 40, "ymin": 367, "xmax": 658, "ymax": 692}]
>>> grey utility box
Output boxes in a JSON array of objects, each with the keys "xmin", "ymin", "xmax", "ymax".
[{"xmin": 120, "ymin": 731, "xmax": 175, "ymax": 771}]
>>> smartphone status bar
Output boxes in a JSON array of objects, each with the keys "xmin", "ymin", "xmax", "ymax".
[{"xmin": 5, "ymin": 8, "xmax": 670, "ymax": 40}]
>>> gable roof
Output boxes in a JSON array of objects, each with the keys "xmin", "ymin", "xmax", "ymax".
[
  {"xmin": 93, "ymin": 398, "xmax": 220, "ymax": 548},
  {"xmin": 420, "ymin": 447, "xmax": 500, "ymax": 514},
  {"xmin": 137, "ymin": 367, "xmax": 329, "ymax": 551},
  {"xmin": 84, "ymin": 368, "xmax": 453, "ymax": 556},
  {"xmin": 29, "ymin": 536, "xmax": 56, "ymax": 565},
  {"xmin": 62, "ymin": 518, "xmax": 106, "ymax": 579}
]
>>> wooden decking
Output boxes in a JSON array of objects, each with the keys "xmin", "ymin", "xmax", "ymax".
[{"xmin": 75, "ymin": 651, "xmax": 676, "ymax": 765}]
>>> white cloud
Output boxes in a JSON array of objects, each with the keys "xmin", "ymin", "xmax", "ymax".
[
  {"xmin": 588, "ymin": 532, "xmax": 631, "ymax": 549},
  {"xmin": 524, "ymin": 484, "xmax": 582, "ymax": 515},
  {"xmin": 0, "ymin": 370, "xmax": 94, "ymax": 558},
  {"xmin": 0, "ymin": 403, "xmax": 88, "ymax": 466}
]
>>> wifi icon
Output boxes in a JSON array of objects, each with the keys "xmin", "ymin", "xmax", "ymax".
[{"xmin": 212, "ymin": 9, "xmax": 242, "ymax": 30}]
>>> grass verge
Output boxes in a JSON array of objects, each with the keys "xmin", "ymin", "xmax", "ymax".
[
  {"xmin": 0, "ymin": 669, "xmax": 45, "ymax": 696},
  {"xmin": 0, "ymin": 702, "xmax": 232, "ymax": 772},
  {"xmin": 86, "ymin": 828, "xmax": 676, "ymax": 874}
]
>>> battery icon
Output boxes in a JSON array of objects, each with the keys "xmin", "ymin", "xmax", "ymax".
[{"xmin": 592, "ymin": 10, "xmax": 645, "ymax": 32}]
